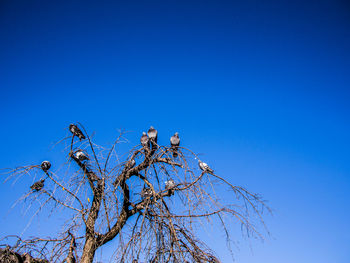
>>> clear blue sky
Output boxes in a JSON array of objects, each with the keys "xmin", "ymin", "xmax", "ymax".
[{"xmin": 0, "ymin": 0, "xmax": 349, "ymax": 262}]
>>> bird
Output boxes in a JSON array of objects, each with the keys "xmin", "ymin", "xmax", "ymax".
[
  {"xmin": 30, "ymin": 179, "xmax": 45, "ymax": 191},
  {"xmin": 165, "ymin": 179, "xmax": 175, "ymax": 188},
  {"xmin": 40, "ymin": 161, "xmax": 51, "ymax": 172},
  {"xmin": 198, "ymin": 160, "xmax": 214, "ymax": 174},
  {"xmin": 75, "ymin": 150, "xmax": 89, "ymax": 161},
  {"xmin": 126, "ymin": 159, "xmax": 136, "ymax": 169},
  {"xmin": 69, "ymin": 124, "xmax": 86, "ymax": 141},
  {"xmin": 170, "ymin": 132, "xmax": 180, "ymax": 157},
  {"xmin": 140, "ymin": 132, "xmax": 150, "ymax": 149},
  {"xmin": 147, "ymin": 126, "xmax": 158, "ymax": 154},
  {"xmin": 130, "ymin": 159, "xmax": 136, "ymax": 167},
  {"xmin": 165, "ymin": 179, "xmax": 176, "ymax": 195},
  {"xmin": 147, "ymin": 126, "xmax": 158, "ymax": 143},
  {"xmin": 141, "ymin": 187, "xmax": 153, "ymax": 198}
]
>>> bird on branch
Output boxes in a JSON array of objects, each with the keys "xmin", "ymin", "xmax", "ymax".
[
  {"xmin": 198, "ymin": 160, "xmax": 214, "ymax": 175},
  {"xmin": 30, "ymin": 179, "xmax": 45, "ymax": 192},
  {"xmin": 126, "ymin": 159, "xmax": 136, "ymax": 169},
  {"xmin": 170, "ymin": 132, "xmax": 180, "ymax": 157},
  {"xmin": 69, "ymin": 124, "xmax": 86, "ymax": 141},
  {"xmin": 75, "ymin": 150, "xmax": 89, "ymax": 162},
  {"xmin": 140, "ymin": 132, "xmax": 150, "ymax": 149},
  {"xmin": 147, "ymin": 126, "xmax": 158, "ymax": 143},
  {"xmin": 141, "ymin": 187, "xmax": 153, "ymax": 198},
  {"xmin": 147, "ymin": 126, "xmax": 158, "ymax": 153},
  {"xmin": 40, "ymin": 161, "xmax": 51, "ymax": 172},
  {"xmin": 165, "ymin": 179, "xmax": 176, "ymax": 196}
]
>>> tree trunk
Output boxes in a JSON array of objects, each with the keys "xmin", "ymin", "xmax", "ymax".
[{"xmin": 80, "ymin": 237, "xmax": 97, "ymax": 263}]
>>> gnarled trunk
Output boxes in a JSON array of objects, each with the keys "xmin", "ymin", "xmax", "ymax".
[{"xmin": 80, "ymin": 237, "xmax": 97, "ymax": 263}]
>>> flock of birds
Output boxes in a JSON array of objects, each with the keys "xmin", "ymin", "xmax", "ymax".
[
  {"xmin": 30, "ymin": 124, "xmax": 214, "ymax": 197},
  {"xmin": 140, "ymin": 126, "xmax": 180, "ymax": 157}
]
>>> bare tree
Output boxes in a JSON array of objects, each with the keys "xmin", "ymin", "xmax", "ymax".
[{"xmin": 1, "ymin": 124, "xmax": 270, "ymax": 263}]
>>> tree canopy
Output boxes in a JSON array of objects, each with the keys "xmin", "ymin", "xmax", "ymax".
[{"xmin": 1, "ymin": 124, "xmax": 269, "ymax": 263}]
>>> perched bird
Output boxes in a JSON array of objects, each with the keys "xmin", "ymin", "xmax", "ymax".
[
  {"xmin": 30, "ymin": 179, "xmax": 45, "ymax": 191},
  {"xmin": 165, "ymin": 179, "xmax": 176, "ymax": 196},
  {"xmin": 170, "ymin": 132, "xmax": 180, "ymax": 157},
  {"xmin": 41, "ymin": 161, "xmax": 51, "ymax": 172},
  {"xmin": 126, "ymin": 159, "xmax": 136, "ymax": 169},
  {"xmin": 69, "ymin": 124, "xmax": 86, "ymax": 141},
  {"xmin": 165, "ymin": 179, "xmax": 175, "ymax": 188},
  {"xmin": 198, "ymin": 160, "xmax": 214, "ymax": 174},
  {"xmin": 141, "ymin": 187, "xmax": 153, "ymax": 198},
  {"xmin": 75, "ymin": 150, "xmax": 89, "ymax": 161},
  {"xmin": 130, "ymin": 159, "xmax": 136, "ymax": 167},
  {"xmin": 140, "ymin": 132, "xmax": 150, "ymax": 149},
  {"xmin": 147, "ymin": 126, "xmax": 158, "ymax": 154},
  {"xmin": 147, "ymin": 126, "xmax": 158, "ymax": 143}
]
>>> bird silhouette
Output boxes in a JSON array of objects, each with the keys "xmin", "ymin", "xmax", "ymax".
[
  {"xmin": 30, "ymin": 179, "xmax": 45, "ymax": 191},
  {"xmin": 147, "ymin": 126, "xmax": 158, "ymax": 154},
  {"xmin": 198, "ymin": 160, "xmax": 214, "ymax": 174},
  {"xmin": 170, "ymin": 132, "xmax": 180, "ymax": 157},
  {"xmin": 69, "ymin": 124, "xmax": 86, "ymax": 141},
  {"xmin": 40, "ymin": 161, "xmax": 51, "ymax": 172}
]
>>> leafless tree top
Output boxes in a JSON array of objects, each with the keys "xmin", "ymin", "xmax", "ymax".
[{"xmin": 1, "ymin": 124, "xmax": 270, "ymax": 263}]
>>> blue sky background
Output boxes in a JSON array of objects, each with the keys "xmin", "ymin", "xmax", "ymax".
[{"xmin": 0, "ymin": 0, "xmax": 350, "ymax": 262}]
